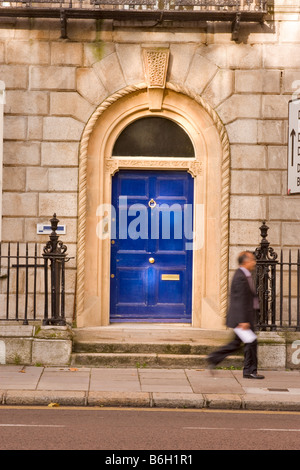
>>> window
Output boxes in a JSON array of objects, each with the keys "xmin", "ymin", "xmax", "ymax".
[{"xmin": 112, "ymin": 117, "xmax": 195, "ymax": 158}]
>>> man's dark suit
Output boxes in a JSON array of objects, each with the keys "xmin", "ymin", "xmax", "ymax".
[
  {"xmin": 226, "ymin": 268, "xmax": 256, "ymax": 330},
  {"xmin": 208, "ymin": 267, "xmax": 258, "ymax": 376}
]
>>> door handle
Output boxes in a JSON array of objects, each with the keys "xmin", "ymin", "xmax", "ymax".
[{"xmin": 149, "ymin": 257, "xmax": 155, "ymax": 264}]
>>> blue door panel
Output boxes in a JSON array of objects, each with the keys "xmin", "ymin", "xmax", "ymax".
[
  {"xmin": 110, "ymin": 170, "xmax": 193, "ymax": 322},
  {"xmin": 157, "ymin": 178, "xmax": 185, "ymax": 198},
  {"xmin": 117, "ymin": 269, "xmax": 147, "ymax": 305},
  {"xmin": 158, "ymin": 271, "xmax": 185, "ymax": 304},
  {"xmin": 119, "ymin": 176, "xmax": 149, "ymax": 196}
]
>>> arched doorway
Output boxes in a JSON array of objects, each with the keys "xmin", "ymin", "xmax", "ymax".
[
  {"xmin": 76, "ymin": 85, "xmax": 230, "ymax": 329},
  {"xmin": 110, "ymin": 116, "xmax": 195, "ymax": 322}
]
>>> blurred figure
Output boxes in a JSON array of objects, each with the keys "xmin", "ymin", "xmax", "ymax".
[{"xmin": 207, "ymin": 251, "xmax": 264, "ymax": 379}]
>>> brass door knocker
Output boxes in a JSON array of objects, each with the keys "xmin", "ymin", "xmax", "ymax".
[{"xmin": 148, "ymin": 198, "xmax": 157, "ymax": 209}]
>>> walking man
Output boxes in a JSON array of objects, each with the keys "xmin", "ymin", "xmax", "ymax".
[{"xmin": 207, "ymin": 251, "xmax": 264, "ymax": 379}]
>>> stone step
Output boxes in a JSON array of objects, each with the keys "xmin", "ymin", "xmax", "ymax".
[
  {"xmin": 71, "ymin": 326, "xmax": 243, "ymax": 368},
  {"xmin": 73, "ymin": 326, "xmax": 232, "ymax": 344},
  {"xmin": 72, "ymin": 341, "xmax": 230, "ymax": 355},
  {"xmin": 71, "ymin": 352, "xmax": 243, "ymax": 369}
]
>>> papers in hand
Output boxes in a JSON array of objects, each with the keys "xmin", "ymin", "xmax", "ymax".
[{"xmin": 234, "ymin": 327, "xmax": 257, "ymax": 344}]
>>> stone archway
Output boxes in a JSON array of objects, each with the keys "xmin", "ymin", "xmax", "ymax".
[{"xmin": 75, "ymin": 83, "xmax": 230, "ymax": 328}]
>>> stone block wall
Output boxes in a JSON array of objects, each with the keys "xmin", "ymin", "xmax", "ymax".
[{"xmin": 1, "ymin": 0, "xmax": 300, "ymax": 324}]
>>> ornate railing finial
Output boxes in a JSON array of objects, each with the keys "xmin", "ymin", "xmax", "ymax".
[
  {"xmin": 50, "ymin": 212, "xmax": 59, "ymax": 232},
  {"xmin": 255, "ymin": 220, "xmax": 278, "ymax": 331},
  {"xmin": 42, "ymin": 214, "xmax": 68, "ymax": 326},
  {"xmin": 259, "ymin": 220, "xmax": 268, "ymax": 240},
  {"xmin": 43, "ymin": 213, "xmax": 67, "ymax": 257},
  {"xmin": 255, "ymin": 220, "xmax": 278, "ymax": 262}
]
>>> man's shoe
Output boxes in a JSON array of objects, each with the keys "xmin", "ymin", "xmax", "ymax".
[{"xmin": 243, "ymin": 373, "xmax": 265, "ymax": 379}]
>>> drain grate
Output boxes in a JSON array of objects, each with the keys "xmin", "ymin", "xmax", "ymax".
[{"xmin": 268, "ymin": 388, "xmax": 289, "ymax": 392}]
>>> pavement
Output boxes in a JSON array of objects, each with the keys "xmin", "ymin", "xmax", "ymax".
[{"xmin": 1, "ymin": 365, "xmax": 300, "ymax": 411}]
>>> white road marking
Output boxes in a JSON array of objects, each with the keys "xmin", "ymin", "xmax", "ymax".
[
  {"xmin": 183, "ymin": 427, "xmax": 300, "ymax": 432},
  {"xmin": 0, "ymin": 424, "xmax": 65, "ymax": 427}
]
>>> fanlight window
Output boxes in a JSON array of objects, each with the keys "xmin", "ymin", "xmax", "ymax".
[{"xmin": 112, "ymin": 117, "xmax": 195, "ymax": 158}]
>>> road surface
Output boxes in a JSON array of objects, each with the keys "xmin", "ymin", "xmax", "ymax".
[{"xmin": 0, "ymin": 407, "xmax": 299, "ymax": 451}]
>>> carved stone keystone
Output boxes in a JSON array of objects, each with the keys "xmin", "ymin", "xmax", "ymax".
[{"xmin": 142, "ymin": 47, "xmax": 170, "ymax": 111}]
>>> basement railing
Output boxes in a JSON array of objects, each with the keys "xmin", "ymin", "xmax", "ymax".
[
  {"xmin": 0, "ymin": 218, "xmax": 299, "ymax": 331},
  {"xmin": 0, "ymin": 0, "xmax": 269, "ymax": 40},
  {"xmin": 255, "ymin": 222, "xmax": 300, "ymax": 332},
  {"xmin": 0, "ymin": 214, "xmax": 72, "ymax": 326}
]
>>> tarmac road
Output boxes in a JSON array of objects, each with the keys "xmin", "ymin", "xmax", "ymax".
[{"xmin": 0, "ymin": 407, "xmax": 300, "ymax": 451}]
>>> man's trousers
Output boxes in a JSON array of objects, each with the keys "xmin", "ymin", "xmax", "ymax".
[{"xmin": 208, "ymin": 334, "xmax": 258, "ymax": 376}]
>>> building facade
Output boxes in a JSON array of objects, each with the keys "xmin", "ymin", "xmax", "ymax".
[{"xmin": 1, "ymin": 0, "xmax": 300, "ymax": 331}]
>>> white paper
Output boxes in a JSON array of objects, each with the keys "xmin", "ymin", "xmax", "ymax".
[{"xmin": 234, "ymin": 327, "xmax": 257, "ymax": 344}]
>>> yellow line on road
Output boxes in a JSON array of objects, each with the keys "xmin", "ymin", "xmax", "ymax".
[{"xmin": 0, "ymin": 406, "xmax": 299, "ymax": 415}]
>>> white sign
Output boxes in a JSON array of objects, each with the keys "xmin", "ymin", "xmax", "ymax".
[
  {"xmin": 288, "ymin": 99, "xmax": 300, "ymax": 194},
  {"xmin": 37, "ymin": 224, "xmax": 66, "ymax": 235}
]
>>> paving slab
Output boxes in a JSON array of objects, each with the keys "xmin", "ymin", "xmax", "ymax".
[
  {"xmin": 139, "ymin": 368, "xmax": 192, "ymax": 393},
  {"xmin": 138, "ymin": 368, "xmax": 188, "ymax": 377},
  {"xmin": 37, "ymin": 367, "xmax": 90, "ymax": 391},
  {"xmin": 90, "ymin": 368, "xmax": 140, "ymax": 392},
  {"xmin": 186, "ymin": 369, "xmax": 244, "ymax": 394},
  {"xmin": 0, "ymin": 366, "xmax": 43, "ymax": 390},
  {"xmin": 243, "ymin": 387, "xmax": 300, "ymax": 395},
  {"xmin": 0, "ymin": 365, "xmax": 300, "ymax": 411},
  {"xmin": 233, "ymin": 370, "xmax": 300, "ymax": 393},
  {"xmin": 233, "ymin": 369, "xmax": 300, "ymax": 383}
]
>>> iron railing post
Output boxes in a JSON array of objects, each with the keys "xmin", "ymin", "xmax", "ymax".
[
  {"xmin": 42, "ymin": 213, "xmax": 68, "ymax": 326},
  {"xmin": 254, "ymin": 221, "xmax": 278, "ymax": 331},
  {"xmin": 297, "ymin": 249, "xmax": 300, "ymax": 331}
]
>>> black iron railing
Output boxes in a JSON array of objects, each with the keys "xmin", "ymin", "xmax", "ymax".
[
  {"xmin": 0, "ymin": 214, "xmax": 71, "ymax": 326},
  {"xmin": 0, "ymin": 0, "xmax": 268, "ymax": 11},
  {"xmin": 0, "ymin": 0, "xmax": 268, "ymax": 39},
  {"xmin": 255, "ymin": 221, "xmax": 300, "ymax": 332},
  {"xmin": 1, "ymin": 217, "xmax": 297, "ymax": 331}
]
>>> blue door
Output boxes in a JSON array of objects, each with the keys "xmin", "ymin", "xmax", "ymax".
[{"xmin": 110, "ymin": 170, "xmax": 194, "ymax": 322}]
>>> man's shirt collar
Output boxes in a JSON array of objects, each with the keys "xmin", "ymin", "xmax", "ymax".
[{"xmin": 240, "ymin": 266, "xmax": 251, "ymax": 277}]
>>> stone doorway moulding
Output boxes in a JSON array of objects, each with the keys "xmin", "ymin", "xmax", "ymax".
[{"xmin": 76, "ymin": 82, "xmax": 230, "ymax": 329}]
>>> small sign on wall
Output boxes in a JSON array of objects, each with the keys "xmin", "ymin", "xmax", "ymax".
[
  {"xmin": 37, "ymin": 224, "xmax": 66, "ymax": 235},
  {"xmin": 288, "ymin": 99, "xmax": 300, "ymax": 194}
]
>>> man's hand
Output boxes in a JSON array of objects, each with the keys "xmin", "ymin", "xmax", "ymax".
[{"xmin": 238, "ymin": 322, "xmax": 250, "ymax": 330}]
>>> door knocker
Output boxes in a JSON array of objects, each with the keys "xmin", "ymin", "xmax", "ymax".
[{"xmin": 148, "ymin": 198, "xmax": 157, "ymax": 209}]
